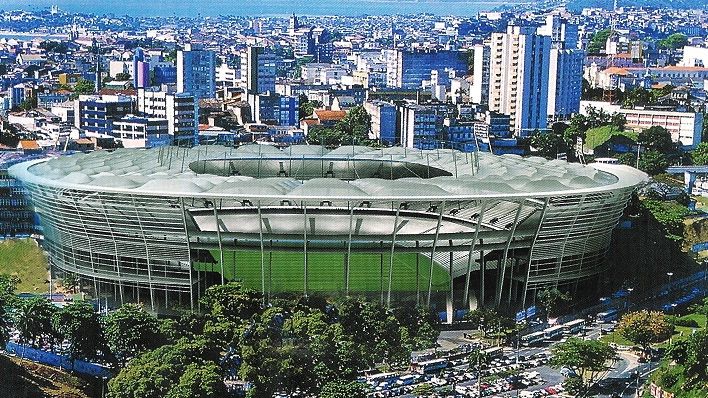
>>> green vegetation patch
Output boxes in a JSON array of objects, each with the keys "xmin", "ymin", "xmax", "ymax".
[
  {"xmin": 0, "ymin": 239, "xmax": 48, "ymax": 293},
  {"xmin": 194, "ymin": 250, "xmax": 450, "ymax": 294},
  {"xmin": 584, "ymin": 125, "xmax": 638, "ymax": 150}
]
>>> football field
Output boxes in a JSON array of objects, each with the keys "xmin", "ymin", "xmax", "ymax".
[{"xmin": 194, "ymin": 250, "xmax": 450, "ymax": 294}]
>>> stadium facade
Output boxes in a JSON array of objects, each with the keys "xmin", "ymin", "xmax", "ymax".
[{"xmin": 9, "ymin": 145, "xmax": 646, "ymax": 319}]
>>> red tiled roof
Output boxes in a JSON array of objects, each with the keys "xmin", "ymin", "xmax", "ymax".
[
  {"xmin": 315, "ymin": 110, "xmax": 347, "ymax": 121},
  {"xmin": 19, "ymin": 140, "xmax": 40, "ymax": 149}
]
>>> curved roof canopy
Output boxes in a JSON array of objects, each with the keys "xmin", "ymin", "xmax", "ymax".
[{"xmin": 9, "ymin": 144, "xmax": 648, "ymax": 200}]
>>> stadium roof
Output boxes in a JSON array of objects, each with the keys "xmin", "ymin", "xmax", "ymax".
[{"xmin": 9, "ymin": 145, "xmax": 647, "ymax": 201}]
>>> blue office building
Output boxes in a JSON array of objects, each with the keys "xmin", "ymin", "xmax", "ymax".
[{"xmin": 74, "ymin": 95, "xmax": 134, "ymax": 135}]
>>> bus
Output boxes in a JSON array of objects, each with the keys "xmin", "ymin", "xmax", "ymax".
[
  {"xmin": 360, "ymin": 370, "xmax": 399, "ymax": 383},
  {"xmin": 411, "ymin": 358, "xmax": 449, "ymax": 374},
  {"xmin": 521, "ymin": 331, "xmax": 546, "ymax": 346},
  {"xmin": 481, "ymin": 346, "xmax": 504, "ymax": 359},
  {"xmin": 597, "ymin": 309, "xmax": 619, "ymax": 323},
  {"xmin": 396, "ymin": 375, "xmax": 420, "ymax": 386},
  {"xmin": 563, "ymin": 319, "xmax": 586, "ymax": 335},
  {"xmin": 543, "ymin": 325, "xmax": 567, "ymax": 340}
]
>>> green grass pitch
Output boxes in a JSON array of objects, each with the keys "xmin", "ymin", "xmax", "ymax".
[{"xmin": 194, "ymin": 250, "xmax": 450, "ymax": 294}]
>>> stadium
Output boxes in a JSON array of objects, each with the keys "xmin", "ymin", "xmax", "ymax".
[{"xmin": 9, "ymin": 145, "xmax": 646, "ymax": 319}]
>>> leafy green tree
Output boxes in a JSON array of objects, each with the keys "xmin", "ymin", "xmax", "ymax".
[
  {"xmin": 549, "ymin": 338, "xmax": 616, "ymax": 394},
  {"xmin": 638, "ymin": 126, "xmax": 674, "ymax": 153},
  {"xmin": 73, "ymin": 79, "xmax": 95, "ymax": 97},
  {"xmin": 165, "ymin": 362, "xmax": 227, "ymax": 398},
  {"xmin": 200, "ymin": 282, "xmax": 262, "ymax": 321},
  {"xmin": 624, "ymin": 87, "xmax": 653, "ymax": 108},
  {"xmin": 537, "ymin": 288, "xmax": 572, "ymax": 319},
  {"xmin": 462, "ymin": 308, "xmax": 514, "ymax": 337},
  {"xmin": 319, "ymin": 379, "xmax": 367, "ymax": 398},
  {"xmin": 691, "ymin": 142, "xmax": 708, "ymax": 165},
  {"xmin": 617, "ymin": 152, "xmax": 637, "ymax": 167},
  {"xmin": 14, "ymin": 297, "xmax": 58, "ymax": 348},
  {"xmin": 61, "ymin": 273, "xmax": 80, "ymax": 294},
  {"xmin": 52, "ymin": 301, "xmax": 106, "ymax": 360},
  {"xmin": 108, "ymin": 339, "xmax": 223, "ymax": 398},
  {"xmin": 562, "ymin": 376, "xmax": 584, "ymax": 395},
  {"xmin": 529, "ymin": 129, "xmax": 570, "ymax": 160},
  {"xmin": 638, "ymin": 150, "xmax": 670, "ymax": 175},
  {"xmin": 617, "ymin": 310, "xmax": 674, "ymax": 352},
  {"xmin": 0, "ymin": 274, "xmax": 20, "ymax": 346},
  {"xmin": 587, "ymin": 29, "xmax": 611, "ymax": 54},
  {"xmin": 665, "ymin": 328, "xmax": 707, "ymax": 387},
  {"xmin": 103, "ymin": 303, "xmax": 165, "ymax": 365},
  {"xmin": 298, "ymin": 94, "xmax": 322, "ymax": 120},
  {"xmin": 658, "ymin": 34, "xmax": 688, "ymax": 50},
  {"xmin": 115, "ymin": 72, "xmax": 131, "ymax": 81}
]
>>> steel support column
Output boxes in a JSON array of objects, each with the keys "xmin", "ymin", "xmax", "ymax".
[
  {"xmin": 427, "ymin": 201, "xmax": 446, "ymax": 306},
  {"xmin": 464, "ymin": 200, "xmax": 488, "ymax": 308},
  {"xmin": 495, "ymin": 202, "xmax": 524, "ymax": 308}
]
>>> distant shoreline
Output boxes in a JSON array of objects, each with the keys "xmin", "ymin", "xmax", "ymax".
[{"xmin": 0, "ymin": 30, "xmax": 69, "ymax": 40}]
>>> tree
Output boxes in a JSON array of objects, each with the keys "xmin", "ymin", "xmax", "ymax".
[
  {"xmin": 61, "ymin": 273, "xmax": 80, "ymax": 294},
  {"xmin": 165, "ymin": 362, "xmax": 227, "ymax": 398},
  {"xmin": 587, "ymin": 29, "xmax": 611, "ymax": 54},
  {"xmin": 0, "ymin": 274, "xmax": 20, "ymax": 346},
  {"xmin": 638, "ymin": 126, "xmax": 674, "ymax": 154},
  {"xmin": 52, "ymin": 301, "xmax": 106, "ymax": 360},
  {"xmin": 14, "ymin": 297, "xmax": 58, "ymax": 348},
  {"xmin": 638, "ymin": 150, "xmax": 669, "ymax": 175},
  {"xmin": 200, "ymin": 282, "xmax": 262, "ymax": 321},
  {"xmin": 691, "ymin": 142, "xmax": 708, "ymax": 165},
  {"xmin": 108, "ymin": 339, "xmax": 223, "ymax": 398},
  {"xmin": 529, "ymin": 129, "xmax": 570, "ymax": 160},
  {"xmin": 462, "ymin": 308, "xmax": 514, "ymax": 338},
  {"xmin": 623, "ymin": 87, "xmax": 653, "ymax": 108},
  {"xmin": 616, "ymin": 310, "xmax": 674, "ymax": 352},
  {"xmin": 319, "ymin": 379, "xmax": 367, "ymax": 398},
  {"xmin": 115, "ymin": 72, "xmax": 131, "ymax": 81},
  {"xmin": 72, "ymin": 79, "xmax": 95, "ymax": 97},
  {"xmin": 562, "ymin": 376, "xmax": 584, "ymax": 395},
  {"xmin": 103, "ymin": 303, "xmax": 165, "ymax": 365},
  {"xmin": 537, "ymin": 288, "xmax": 572, "ymax": 319},
  {"xmin": 550, "ymin": 338, "xmax": 616, "ymax": 394},
  {"xmin": 298, "ymin": 94, "xmax": 322, "ymax": 120},
  {"xmin": 665, "ymin": 328, "xmax": 707, "ymax": 388},
  {"xmin": 658, "ymin": 34, "xmax": 688, "ymax": 50}
]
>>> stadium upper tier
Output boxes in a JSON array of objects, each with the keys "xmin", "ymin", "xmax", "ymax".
[{"xmin": 10, "ymin": 144, "xmax": 645, "ymax": 200}]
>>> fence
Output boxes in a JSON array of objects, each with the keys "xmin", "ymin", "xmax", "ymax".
[{"xmin": 5, "ymin": 341, "xmax": 113, "ymax": 379}]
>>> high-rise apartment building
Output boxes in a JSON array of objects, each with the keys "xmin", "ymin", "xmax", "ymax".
[
  {"xmin": 539, "ymin": 15, "xmax": 583, "ymax": 121},
  {"xmin": 177, "ymin": 43, "xmax": 216, "ymax": 99},
  {"xmin": 386, "ymin": 49, "xmax": 468, "ymax": 89},
  {"xmin": 242, "ymin": 46, "xmax": 276, "ymax": 95},
  {"xmin": 470, "ymin": 45, "xmax": 490, "ymax": 105},
  {"xmin": 138, "ymin": 88, "xmax": 199, "ymax": 145},
  {"xmin": 488, "ymin": 25, "xmax": 551, "ymax": 136}
]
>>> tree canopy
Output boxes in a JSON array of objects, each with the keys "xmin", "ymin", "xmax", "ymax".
[
  {"xmin": 657, "ymin": 34, "xmax": 688, "ymax": 50},
  {"xmin": 52, "ymin": 301, "xmax": 107, "ymax": 361},
  {"xmin": 616, "ymin": 310, "xmax": 674, "ymax": 351},
  {"xmin": 587, "ymin": 29, "xmax": 611, "ymax": 54},
  {"xmin": 103, "ymin": 304, "xmax": 165, "ymax": 365},
  {"xmin": 306, "ymin": 105, "xmax": 373, "ymax": 146},
  {"xmin": 14, "ymin": 297, "xmax": 58, "ymax": 348},
  {"xmin": 550, "ymin": 338, "xmax": 616, "ymax": 393},
  {"xmin": 690, "ymin": 142, "xmax": 708, "ymax": 165}
]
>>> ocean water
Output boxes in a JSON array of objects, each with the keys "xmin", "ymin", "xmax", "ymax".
[{"xmin": 1, "ymin": 0, "xmax": 517, "ymax": 17}]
